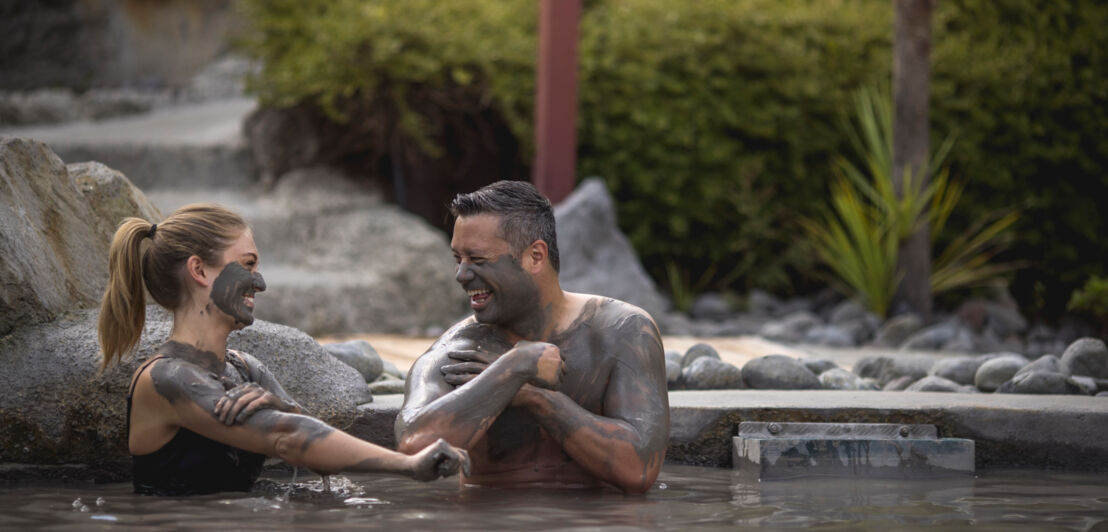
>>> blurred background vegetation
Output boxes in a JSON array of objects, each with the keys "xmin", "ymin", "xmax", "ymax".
[{"xmin": 238, "ymin": 0, "xmax": 1108, "ymax": 321}]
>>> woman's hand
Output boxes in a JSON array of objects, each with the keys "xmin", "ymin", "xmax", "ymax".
[
  {"xmin": 214, "ymin": 382, "xmax": 294, "ymax": 425},
  {"xmin": 406, "ymin": 438, "xmax": 471, "ymax": 481}
]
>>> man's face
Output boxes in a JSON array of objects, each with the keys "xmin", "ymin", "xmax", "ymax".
[{"xmin": 451, "ymin": 214, "xmax": 541, "ymax": 327}]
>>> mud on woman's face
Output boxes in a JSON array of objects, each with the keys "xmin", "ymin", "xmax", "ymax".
[{"xmin": 211, "ymin": 262, "xmax": 266, "ymax": 326}]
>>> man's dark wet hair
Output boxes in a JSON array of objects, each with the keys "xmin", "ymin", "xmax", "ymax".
[{"xmin": 450, "ymin": 180, "xmax": 560, "ymax": 272}]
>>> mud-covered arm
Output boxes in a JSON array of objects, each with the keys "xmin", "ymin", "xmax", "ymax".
[
  {"xmin": 395, "ymin": 339, "xmax": 558, "ymax": 454},
  {"xmin": 236, "ymin": 351, "xmax": 304, "ymax": 414},
  {"xmin": 144, "ymin": 359, "xmax": 465, "ymax": 479},
  {"xmin": 516, "ymin": 314, "xmax": 670, "ymax": 494}
]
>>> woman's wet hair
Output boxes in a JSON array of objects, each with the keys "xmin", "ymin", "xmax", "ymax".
[
  {"xmin": 449, "ymin": 180, "xmax": 560, "ymax": 272},
  {"xmin": 97, "ymin": 203, "xmax": 247, "ymax": 368}
]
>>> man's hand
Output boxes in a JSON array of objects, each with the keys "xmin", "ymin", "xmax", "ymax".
[
  {"xmin": 441, "ymin": 349, "xmax": 496, "ymax": 387},
  {"xmin": 440, "ymin": 342, "xmax": 564, "ymax": 390},
  {"xmin": 214, "ymin": 382, "xmax": 294, "ymax": 425},
  {"xmin": 406, "ymin": 438, "xmax": 471, "ymax": 481}
]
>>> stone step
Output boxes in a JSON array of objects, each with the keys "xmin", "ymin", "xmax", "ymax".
[
  {"xmin": 732, "ymin": 422, "xmax": 975, "ymax": 480},
  {"xmin": 0, "ymin": 98, "xmax": 257, "ymax": 190}
]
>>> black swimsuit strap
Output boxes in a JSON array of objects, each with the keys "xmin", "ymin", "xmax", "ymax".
[{"xmin": 129, "ymin": 355, "xmax": 167, "ymax": 396}]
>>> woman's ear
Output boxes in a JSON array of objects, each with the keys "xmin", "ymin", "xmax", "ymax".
[{"xmin": 185, "ymin": 255, "xmax": 211, "ymax": 287}]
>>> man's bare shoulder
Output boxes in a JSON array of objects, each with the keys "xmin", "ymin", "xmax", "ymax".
[
  {"xmin": 572, "ymin": 293, "xmax": 659, "ymax": 332},
  {"xmin": 418, "ymin": 316, "xmax": 514, "ymax": 362}
]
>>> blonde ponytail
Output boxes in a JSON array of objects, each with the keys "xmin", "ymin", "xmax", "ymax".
[
  {"xmin": 98, "ymin": 218, "xmax": 153, "ymax": 369},
  {"xmin": 97, "ymin": 203, "xmax": 247, "ymax": 369}
]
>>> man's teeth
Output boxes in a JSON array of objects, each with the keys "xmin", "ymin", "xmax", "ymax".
[{"xmin": 467, "ymin": 289, "xmax": 490, "ymax": 297}]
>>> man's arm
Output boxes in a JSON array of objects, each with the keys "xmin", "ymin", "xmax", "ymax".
[
  {"xmin": 515, "ymin": 311, "xmax": 670, "ymax": 494},
  {"xmin": 395, "ymin": 328, "xmax": 563, "ymax": 454}
]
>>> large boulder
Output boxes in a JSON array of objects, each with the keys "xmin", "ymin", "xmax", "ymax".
[
  {"xmin": 246, "ymin": 167, "xmax": 469, "ymax": 336},
  {"xmin": 0, "ymin": 306, "xmax": 370, "ymax": 480},
  {"xmin": 554, "ymin": 178, "xmax": 668, "ymax": 320},
  {"xmin": 0, "ymin": 138, "xmax": 156, "ymax": 335},
  {"xmin": 67, "ymin": 161, "xmax": 162, "ymax": 226}
]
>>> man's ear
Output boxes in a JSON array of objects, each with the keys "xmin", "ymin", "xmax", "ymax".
[
  {"xmin": 185, "ymin": 255, "xmax": 211, "ymax": 287},
  {"xmin": 524, "ymin": 240, "xmax": 548, "ymax": 274}
]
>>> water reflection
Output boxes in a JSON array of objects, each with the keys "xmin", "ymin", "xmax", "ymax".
[{"xmin": 1, "ymin": 465, "xmax": 1106, "ymax": 530}]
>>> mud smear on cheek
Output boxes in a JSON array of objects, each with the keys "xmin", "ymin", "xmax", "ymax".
[
  {"xmin": 479, "ymin": 255, "xmax": 545, "ymax": 337},
  {"xmin": 211, "ymin": 263, "xmax": 262, "ymax": 325}
]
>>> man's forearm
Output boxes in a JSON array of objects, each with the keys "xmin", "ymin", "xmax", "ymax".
[
  {"xmin": 520, "ymin": 387, "xmax": 665, "ymax": 494},
  {"xmin": 396, "ymin": 354, "xmax": 533, "ymax": 453}
]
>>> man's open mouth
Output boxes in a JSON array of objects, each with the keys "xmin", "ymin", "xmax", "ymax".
[{"xmin": 467, "ymin": 288, "xmax": 492, "ymax": 309}]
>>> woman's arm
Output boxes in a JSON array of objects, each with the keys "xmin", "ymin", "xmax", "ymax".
[{"xmin": 137, "ymin": 358, "xmax": 466, "ymax": 479}]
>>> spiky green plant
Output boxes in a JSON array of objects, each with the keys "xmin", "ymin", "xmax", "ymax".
[{"xmin": 802, "ymin": 85, "xmax": 1020, "ymax": 317}]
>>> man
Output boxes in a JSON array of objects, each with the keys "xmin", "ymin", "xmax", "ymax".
[{"xmin": 395, "ymin": 180, "xmax": 669, "ymax": 494}]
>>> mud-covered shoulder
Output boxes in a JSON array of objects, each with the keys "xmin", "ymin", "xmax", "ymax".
[
  {"xmin": 422, "ymin": 316, "xmax": 513, "ymax": 359},
  {"xmin": 586, "ymin": 297, "xmax": 664, "ymax": 364},
  {"xmin": 146, "ymin": 356, "xmax": 227, "ymax": 413}
]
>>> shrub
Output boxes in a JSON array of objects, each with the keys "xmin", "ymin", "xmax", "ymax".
[{"xmin": 238, "ymin": 0, "xmax": 1108, "ymax": 316}]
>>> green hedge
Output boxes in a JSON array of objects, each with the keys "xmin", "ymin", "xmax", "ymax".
[{"xmin": 239, "ymin": 0, "xmax": 1108, "ymax": 315}]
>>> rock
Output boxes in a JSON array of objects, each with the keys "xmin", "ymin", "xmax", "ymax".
[
  {"xmin": 818, "ymin": 368, "xmax": 874, "ymax": 391},
  {"xmin": 0, "ymin": 307, "xmax": 370, "ymax": 479},
  {"xmin": 929, "ymin": 356, "xmax": 987, "ymax": 385},
  {"xmin": 852, "ymin": 354, "xmax": 939, "ymax": 387},
  {"xmin": 682, "ymin": 343, "xmax": 721, "ymax": 368},
  {"xmin": 996, "ymin": 372, "xmax": 1088, "ymax": 395},
  {"xmin": 802, "ymin": 358, "xmax": 839, "ymax": 375},
  {"xmin": 368, "ymin": 378, "xmax": 406, "ymax": 395},
  {"xmin": 554, "ymin": 178, "xmax": 668, "ymax": 319},
  {"xmin": 974, "ymin": 353, "xmax": 1030, "ymax": 392},
  {"xmin": 804, "ymin": 325, "xmax": 856, "ymax": 347},
  {"xmin": 742, "ymin": 354, "xmax": 821, "ymax": 390},
  {"xmin": 940, "ymin": 326, "xmax": 980, "ymax": 353},
  {"xmin": 828, "ymin": 300, "xmax": 868, "ymax": 325},
  {"xmin": 905, "ymin": 375, "xmax": 965, "ymax": 393},
  {"xmin": 0, "ymin": 138, "xmax": 123, "ymax": 335},
  {"xmin": 1014, "ymin": 355, "xmax": 1069, "ymax": 378},
  {"xmin": 67, "ymin": 161, "xmax": 162, "ymax": 227},
  {"xmin": 1071, "ymin": 376, "xmax": 1098, "ymax": 395},
  {"xmin": 664, "ymin": 350, "xmax": 683, "ymax": 366},
  {"xmin": 746, "ymin": 289, "xmax": 784, "ymax": 317},
  {"xmin": 381, "ymin": 360, "xmax": 405, "ymax": 380},
  {"xmin": 680, "ymin": 357, "xmax": 744, "ymax": 390},
  {"xmin": 1060, "ymin": 338, "xmax": 1108, "ymax": 379},
  {"xmin": 687, "ymin": 315, "xmax": 765, "ymax": 337},
  {"xmin": 247, "ymin": 167, "xmax": 468, "ymax": 336},
  {"xmin": 689, "ymin": 293, "xmax": 733, "ymax": 322},
  {"xmin": 757, "ymin": 310, "xmax": 820, "ymax": 344},
  {"xmin": 665, "ymin": 359, "xmax": 683, "ymax": 388},
  {"xmin": 873, "ymin": 313, "xmax": 924, "ymax": 347},
  {"xmin": 883, "ymin": 376, "xmax": 916, "ymax": 391},
  {"xmin": 323, "ymin": 340, "xmax": 385, "ymax": 382},
  {"xmin": 657, "ymin": 312, "xmax": 694, "ymax": 336},
  {"xmin": 900, "ymin": 321, "xmax": 962, "ymax": 351}
]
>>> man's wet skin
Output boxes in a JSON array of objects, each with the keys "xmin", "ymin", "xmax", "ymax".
[
  {"xmin": 398, "ymin": 213, "xmax": 669, "ymax": 493},
  {"xmin": 210, "ymin": 262, "xmax": 266, "ymax": 326}
]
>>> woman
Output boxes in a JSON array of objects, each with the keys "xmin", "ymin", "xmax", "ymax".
[{"xmin": 98, "ymin": 203, "xmax": 467, "ymax": 495}]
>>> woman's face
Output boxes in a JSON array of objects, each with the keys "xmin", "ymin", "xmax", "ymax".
[{"xmin": 208, "ymin": 229, "xmax": 266, "ymax": 327}]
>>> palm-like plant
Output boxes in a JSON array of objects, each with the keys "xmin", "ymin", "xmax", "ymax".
[{"xmin": 802, "ymin": 85, "xmax": 1020, "ymax": 317}]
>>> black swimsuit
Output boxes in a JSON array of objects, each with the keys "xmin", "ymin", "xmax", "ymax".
[{"xmin": 127, "ymin": 353, "xmax": 266, "ymax": 496}]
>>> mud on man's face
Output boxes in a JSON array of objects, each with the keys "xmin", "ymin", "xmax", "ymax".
[
  {"xmin": 210, "ymin": 230, "xmax": 266, "ymax": 326},
  {"xmin": 451, "ymin": 214, "xmax": 542, "ymax": 328}
]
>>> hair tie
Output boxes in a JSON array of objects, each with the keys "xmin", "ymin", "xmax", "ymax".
[{"xmin": 147, "ymin": 223, "xmax": 157, "ymax": 239}]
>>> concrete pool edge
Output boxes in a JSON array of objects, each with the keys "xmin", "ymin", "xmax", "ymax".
[{"xmin": 350, "ymin": 390, "xmax": 1108, "ymax": 471}]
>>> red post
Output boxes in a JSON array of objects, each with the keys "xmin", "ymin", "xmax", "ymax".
[{"xmin": 532, "ymin": 0, "xmax": 581, "ymax": 204}]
